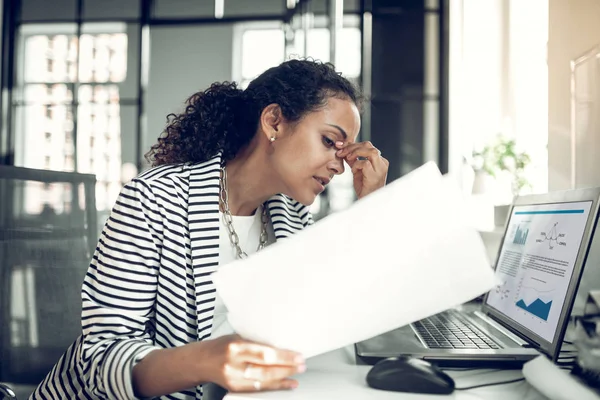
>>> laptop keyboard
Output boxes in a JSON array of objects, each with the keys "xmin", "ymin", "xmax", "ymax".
[{"xmin": 411, "ymin": 310, "xmax": 502, "ymax": 350}]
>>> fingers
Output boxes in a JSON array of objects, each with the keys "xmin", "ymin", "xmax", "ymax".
[
  {"xmin": 351, "ymin": 159, "xmax": 373, "ymax": 176},
  {"xmin": 224, "ymin": 339, "xmax": 305, "ymax": 393},
  {"xmin": 260, "ymin": 377, "xmax": 299, "ymax": 391},
  {"xmin": 233, "ymin": 377, "xmax": 299, "ymax": 393},
  {"xmin": 231, "ymin": 341, "xmax": 304, "ymax": 367},
  {"xmin": 345, "ymin": 145, "xmax": 388, "ymax": 199},
  {"xmin": 243, "ymin": 363, "xmax": 305, "ymax": 382},
  {"xmin": 335, "ymin": 140, "xmax": 376, "ymax": 158},
  {"xmin": 335, "ymin": 141, "xmax": 386, "ymax": 168}
]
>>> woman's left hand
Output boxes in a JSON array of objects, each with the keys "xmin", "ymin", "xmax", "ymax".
[{"xmin": 335, "ymin": 141, "xmax": 389, "ymax": 199}]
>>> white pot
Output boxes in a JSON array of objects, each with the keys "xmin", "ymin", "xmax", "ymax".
[{"xmin": 472, "ymin": 171, "xmax": 494, "ymax": 195}]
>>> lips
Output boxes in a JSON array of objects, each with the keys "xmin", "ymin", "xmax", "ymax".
[
  {"xmin": 313, "ymin": 176, "xmax": 331, "ymax": 193},
  {"xmin": 313, "ymin": 176, "xmax": 331, "ymax": 186}
]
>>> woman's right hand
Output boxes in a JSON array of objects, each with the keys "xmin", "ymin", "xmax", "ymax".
[{"xmin": 205, "ymin": 334, "xmax": 306, "ymax": 392}]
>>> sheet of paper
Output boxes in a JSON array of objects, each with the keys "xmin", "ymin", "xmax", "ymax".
[{"xmin": 212, "ymin": 162, "xmax": 496, "ymax": 358}]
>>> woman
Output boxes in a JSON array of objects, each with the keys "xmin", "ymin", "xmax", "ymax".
[{"xmin": 31, "ymin": 59, "xmax": 388, "ymax": 400}]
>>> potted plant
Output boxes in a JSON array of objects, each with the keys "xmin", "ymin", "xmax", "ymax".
[
  {"xmin": 471, "ymin": 135, "xmax": 531, "ymax": 194},
  {"xmin": 470, "ymin": 135, "xmax": 532, "ymax": 225}
]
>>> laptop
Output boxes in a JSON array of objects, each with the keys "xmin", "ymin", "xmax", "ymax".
[{"xmin": 355, "ymin": 187, "xmax": 600, "ymax": 367}]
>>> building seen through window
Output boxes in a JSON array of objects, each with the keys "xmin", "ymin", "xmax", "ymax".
[{"xmin": 16, "ymin": 26, "xmax": 127, "ymax": 215}]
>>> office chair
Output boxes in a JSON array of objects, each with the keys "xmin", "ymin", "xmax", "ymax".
[
  {"xmin": 0, "ymin": 166, "xmax": 97, "ymax": 399},
  {"xmin": 0, "ymin": 383, "xmax": 16, "ymax": 399}
]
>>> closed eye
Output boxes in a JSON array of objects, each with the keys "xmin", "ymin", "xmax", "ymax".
[{"xmin": 322, "ymin": 136, "xmax": 335, "ymax": 148}]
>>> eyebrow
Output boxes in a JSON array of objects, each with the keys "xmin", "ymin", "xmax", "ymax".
[{"xmin": 325, "ymin": 124, "xmax": 348, "ymax": 140}]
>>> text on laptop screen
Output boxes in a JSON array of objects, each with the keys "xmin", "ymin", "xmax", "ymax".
[{"xmin": 485, "ymin": 201, "xmax": 592, "ymax": 342}]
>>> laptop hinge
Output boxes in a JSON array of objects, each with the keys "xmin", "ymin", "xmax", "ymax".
[{"xmin": 473, "ymin": 311, "xmax": 531, "ymax": 347}]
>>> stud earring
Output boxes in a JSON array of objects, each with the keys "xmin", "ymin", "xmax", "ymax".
[{"xmin": 270, "ymin": 136, "xmax": 276, "ymax": 142}]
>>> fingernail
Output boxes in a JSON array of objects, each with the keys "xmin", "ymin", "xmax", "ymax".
[
  {"xmin": 295, "ymin": 355, "xmax": 305, "ymax": 364},
  {"xmin": 335, "ymin": 141, "xmax": 344, "ymax": 147},
  {"xmin": 290, "ymin": 381, "xmax": 299, "ymax": 389},
  {"xmin": 336, "ymin": 150, "xmax": 343, "ymax": 156},
  {"xmin": 297, "ymin": 364, "xmax": 306, "ymax": 373}
]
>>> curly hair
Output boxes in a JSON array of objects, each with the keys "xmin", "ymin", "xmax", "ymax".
[{"xmin": 145, "ymin": 59, "xmax": 363, "ymax": 166}]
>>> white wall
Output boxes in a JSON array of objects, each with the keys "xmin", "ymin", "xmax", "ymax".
[
  {"xmin": 449, "ymin": 0, "xmax": 506, "ymax": 167},
  {"xmin": 548, "ymin": 0, "xmax": 600, "ymax": 191},
  {"xmin": 144, "ymin": 25, "xmax": 235, "ymax": 161},
  {"xmin": 548, "ymin": 0, "xmax": 600, "ymax": 314},
  {"xmin": 450, "ymin": 0, "xmax": 549, "ymax": 199}
]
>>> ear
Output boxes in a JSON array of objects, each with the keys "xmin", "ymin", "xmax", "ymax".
[{"xmin": 259, "ymin": 104, "xmax": 284, "ymax": 141}]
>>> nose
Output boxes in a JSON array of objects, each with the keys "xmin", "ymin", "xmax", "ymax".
[{"xmin": 328, "ymin": 155, "xmax": 345, "ymax": 176}]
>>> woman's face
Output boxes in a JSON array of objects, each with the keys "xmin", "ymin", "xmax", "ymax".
[{"xmin": 270, "ymin": 97, "xmax": 361, "ymax": 205}]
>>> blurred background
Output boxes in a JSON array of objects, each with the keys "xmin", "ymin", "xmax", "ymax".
[
  {"xmin": 1, "ymin": 0, "xmax": 600, "ymax": 396},
  {"xmin": 1, "ymin": 0, "xmax": 450, "ymax": 226}
]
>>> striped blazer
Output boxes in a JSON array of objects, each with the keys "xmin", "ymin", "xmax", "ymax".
[{"xmin": 31, "ymin": 155, "xmax": 314, "ymax": 400}]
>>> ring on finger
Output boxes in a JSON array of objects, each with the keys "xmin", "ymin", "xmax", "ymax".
[{"xmin": 253, "ymin": 380, "xmax": 261, "ymax": 391}]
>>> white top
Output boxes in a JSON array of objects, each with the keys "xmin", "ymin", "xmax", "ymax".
[{"xmin": 211, "ymin": 205, "xmax": 275, "ymax": 339}]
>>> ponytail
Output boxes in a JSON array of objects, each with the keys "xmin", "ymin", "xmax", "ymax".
[{"xmin": 145, "ymin": 82, "xmax": 258, "ymax": 166}]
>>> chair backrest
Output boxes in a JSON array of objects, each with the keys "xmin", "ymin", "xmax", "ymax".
[
  {"xmin": 0, "ymin": 166, "xmax": 97, "ymax": 386},
  {"xmin": 0, "ymin": 382, "xmax": 17, "ymax": 399}
]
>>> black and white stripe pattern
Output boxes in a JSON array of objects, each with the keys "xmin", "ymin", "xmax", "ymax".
[{"xmin": 30, "ymin": 155, "xmax": 313, "ymax": 400}]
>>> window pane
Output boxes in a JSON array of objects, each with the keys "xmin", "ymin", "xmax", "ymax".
[
  {"xmin": 20, "ymin": 0, "xmax": 77, "ymax": 22},
  {"xmin": 22, "ymin": 33, "xmax": 78, "ymax": 83},
  {"xmin": 77, "ymin": 85, "xmax": 122, "ymax": 211},
  {"xmin": 153, "ymin": 0, "xmax": 214, "ymax": 19},
  {"xmin": 79, "ymin": 24, "xmax": 128, "ymax": 84},
  {"xmin": 81, "ymin": 23, "xmax": 138, "ymax": 100},
  {"xmin": 118, "ymin": 105, "xmax": 139, "ymax": 176},
  {"xmin": 13, "ymin": 104, "xmax": 75, "ymax": 171},
  {"xmin": 290, "ymin": 28, "xmax": 330, "ymax": 62},
  {"xmin": 225, "ymin": 0, "xmax": 285, "ymax": 17},
  {"xmin": 78, "ymin": 32, "xmax": 128, "ymax": 83},
  {"xmin": 21, "ymin": 83, "xmax": 73, "ymax": 105},
  {"xmin": 83, "ymin": 0, "xmax": 140, "ymax": 20},
  {"xmin": 308, "ymin": 0, "xmax": 361, "ymax": 14},
  {"xmin": 337, "ymin": 28, "xmax": 361, "ymax": 78},
  {"xmin": 241, "ymin": 29, "xmax": 284, "ymax": 80},
  {"xmin": 307, "ymin": 29, "xmax": 330, "ymax": 63},
  {"xmin": 286, "ymin": 28, "xmax": 361, "ymax": 78}
]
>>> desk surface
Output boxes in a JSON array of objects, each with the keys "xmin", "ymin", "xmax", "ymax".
[{"xmin": 225, "ymin": 346, "xmax": 547, "ymax": 400}]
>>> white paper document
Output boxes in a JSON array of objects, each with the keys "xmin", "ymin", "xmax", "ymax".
[{"xmin": 212, "ymin": 162, "xmax": 496, "ymax": 358}]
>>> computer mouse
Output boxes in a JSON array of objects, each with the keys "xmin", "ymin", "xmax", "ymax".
[{"xmin": 366, "ymin": 356, "xmax": 455, "ymax": 395}]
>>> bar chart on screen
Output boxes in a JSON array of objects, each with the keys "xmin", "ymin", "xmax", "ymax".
[
  {"xmin": 513, "ymin": 225, "xmax": 530, "ymax": 245},
  {"xmin": 508, "ymin": 220, "xmax": 531, "ymax": 246}
]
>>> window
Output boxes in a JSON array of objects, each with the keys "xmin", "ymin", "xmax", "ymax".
[
  {"xmin": 240, "ymin": 28, "xmax": 285, "ymax": 88},
  {"xmin": 509, "ymin": 0, "xmax": 548, "ymax": 194},
  {"xmin": 14, "ymin": 23, "xmax": 128, "ymax": 214},
  {"xmin": 287, "ymin": 26, "xmax": 361, "ymax": 79}
]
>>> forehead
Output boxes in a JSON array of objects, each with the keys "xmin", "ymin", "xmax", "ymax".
[{"xmin": 307, "ymin": 97, "xmax": 361, "ymax": 143}]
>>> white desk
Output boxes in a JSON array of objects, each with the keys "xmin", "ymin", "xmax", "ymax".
[{"xmin": 225, "ymin": 346, "xmax": 547, "ymax": 400}]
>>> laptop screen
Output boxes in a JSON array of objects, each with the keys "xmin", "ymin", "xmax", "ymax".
[{"xmin": 485, "ymin": 200, "xmax": 593, "ymax": 343}]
